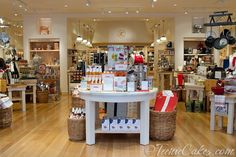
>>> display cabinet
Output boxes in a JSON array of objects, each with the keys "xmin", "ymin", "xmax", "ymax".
[{"xmin": 29, "ymin": 39, "xmax": 60, "ymax": 100}]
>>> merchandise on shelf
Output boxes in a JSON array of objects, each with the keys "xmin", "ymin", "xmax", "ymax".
[
  {"xmin": 69, "ymin": 107, "xmax": 86, "ymax": 120},
  {"xmin": 101, "ymin": 117, "xmax": 140, "ymax": 131}
]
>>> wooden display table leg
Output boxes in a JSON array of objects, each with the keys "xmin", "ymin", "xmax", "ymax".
[
  {"xmin": 22, "ymin": 90, "xmax": 26, "ymax": 112},
  {"xmin": 234, "ymin": 109, "xmax": 236, "ymax": 130},
  {"xmin": 33, "ymin": 85, "xmax": 36, "ymax": 104}
]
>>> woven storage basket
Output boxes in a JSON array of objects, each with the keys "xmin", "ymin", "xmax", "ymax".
[
  {"xmin": 150, "ymin": 110, "xmax": 176, "ymax": 140},
  {"xmin": 0, "ymin": 107, "xmax": 12, "ymax": 129},
  {"xmin": 37, "ymin": 91, "xmax": 49, "ymax": 103},
  {"xmin": 72, "ymin": 96, "xmax": 85, "ymax": 108},
  {"xmin": 68, "ymin": 118, "xmax": 85, "ymax": 141}
]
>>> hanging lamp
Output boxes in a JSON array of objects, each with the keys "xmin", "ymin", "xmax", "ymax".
[
  {"xmin": 160, "ymin": 20, "xmax": 167, "ymax": 41},
  {"xmin": 156, "ymin": 24, "xmax": 161, "ymax": 43},
  {"xmin": 82, "ymin": 25, "xmax": 88, "ymax": 44},
  {"xmin": 76, "ymin": 21, "xmax": 83, "ymax": 43}
]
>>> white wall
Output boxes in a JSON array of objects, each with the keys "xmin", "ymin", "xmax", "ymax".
[
  {"xmin": 93, "ymin": 21, "xmax": 153, "ymax": 43},
  {"xmin": 175, "ymin": 14, "xmax": 208, "ymax": 69},
  {"xmin": 23, "ymin": 14, "xmax": 68, "ymax": 93}
]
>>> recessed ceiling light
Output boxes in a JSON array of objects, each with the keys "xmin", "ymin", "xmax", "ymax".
[
  {"xmin": 125, "ymin": 11, "xmax": 129, "ymax": 15},
  {"xmin": 14, "ymin": 13, "xmax": 18, "ymax": 16},
  {"xmin": 145, "ymin": 18, "xmax": 149, "ymax": 21},
  {"xmin": 64, "ymin": 4, "xmax": 68, "ymax": 8},
  {"xmin": 93, "ymin": 19, "xmax": 96, "ymax": 22},
  {"xmin": 86, "ymin": 2, "xmax": 90, "ymax": 7},
  {"xmin": 184, "ymin": 11, "xmax": 188, "ymax": 14},
  {"xmin": 24, "ymin": 8, "xmax": 28, "ymax": 11},
  {"xmin": 173, "ymin": 4, "xmax": 177, "ymax": 7},
  {"xmin": 20, "ymin": 25, "xmax": 23, "ymax": 28},
  {"xmin": 108, "ymin": 10, "xmax": 112, "ymax": 14},
  {"xmin": 153, "ymin": 0, "xmax": 157, "ymax": 2},
  {"xmin": 136, "ymin": 10, "xmax": 139, "ymax": 14},
  {"xmin": 19, "ymin": 5, "xmax": 22, "ymax": 8}
]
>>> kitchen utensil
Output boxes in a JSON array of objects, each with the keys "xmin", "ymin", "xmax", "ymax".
[
  {"xmin": 213, "ymin": 37, "xmax": 228, "ymax": 50},
  {"xmin": 205, "ymin": 28, "xmax": 216, "ymax": 48}
]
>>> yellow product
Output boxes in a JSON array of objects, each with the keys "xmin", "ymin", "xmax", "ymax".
[{"xmin": 0, "ymin": 79, "xmax": 7, "ymax": 92}]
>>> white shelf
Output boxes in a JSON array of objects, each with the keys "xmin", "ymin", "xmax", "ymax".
[{"xmin": 95, "ymin": 128, "xmax": 140, "ymax": 134}]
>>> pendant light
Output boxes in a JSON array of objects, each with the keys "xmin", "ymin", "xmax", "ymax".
[
  {"xmin": 156, "ymin": 24, "xmax": 162, "ymax": 43},
  {"xmin": 76, "ymin": 21, "xmax": 83, "ymax": 43},
  {"xmin": 82, "ymin": 25, "xmax": 87, "ymax": 44},
  {"xmin": 160, "ymin": 20, "xmax": 167, "ymax": 42}
]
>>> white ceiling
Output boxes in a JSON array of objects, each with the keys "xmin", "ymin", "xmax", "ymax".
[{"xmin": 0, "ymin": 0, "xmax": 236, "ymax": 21}]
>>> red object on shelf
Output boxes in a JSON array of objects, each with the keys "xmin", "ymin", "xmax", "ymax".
[
  {"xmin": 154, "ymin": 91, "xmax": 178, "ymax": 112},
  {"xmin": 211, "ymin": 87, "xmax": 224, "ymax": 95},
  {"xmin": 177, "ymin": 73, "xmax": 184, "ymax": 86}
]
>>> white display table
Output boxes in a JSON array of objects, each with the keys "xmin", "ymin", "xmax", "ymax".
[
  {"xmin": 210, "ymin": 94, "xmax": 236, "ymax": 134},
  {"xmin": 79, "ymin": 88, "xmax": 158, "ymax": 145}
]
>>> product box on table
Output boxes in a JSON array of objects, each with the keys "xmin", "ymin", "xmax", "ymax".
[
  {"xmin": 115, "ymin": 63, "xmax": 128, "ymax": 71},
  {"xmin": 110, "ymin": 119, "xmax": 118, "ymax": 131},
  {"xmin": 117, "ymin": 118, "xmax": 126, "ymax": 131},
  {"xmin": 131, "ymin": 119, "xmax": 140, "ymax": 131},
  {"xmin": 114, "ymin": 77, "xmax": 127, "ymax": 91},
  {"xmin": 90, "ymin": 84, "xmax": 103, "ymax": 92},
  {"xmin": 102, "ymin": 118, "xmax": 110, "ymax": 131},
  {"xmin": 102, "ymin": 73, "xmax": 114, "ymax": 91},
  {"xmin": 125, "ymin": 119, "xmax": 133, "ymax": 131}
]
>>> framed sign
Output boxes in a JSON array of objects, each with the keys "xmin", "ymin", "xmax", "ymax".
[{"xmin": 38, "ymin": 18, "xmax": 52, "ymax": 35}]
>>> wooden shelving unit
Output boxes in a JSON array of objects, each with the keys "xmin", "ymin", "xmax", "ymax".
[
  {"xmin": 184, "ymin": 38, "xmax": 214, "ymax": 72},
  {"xmin": 147, "ymin": 48, "xmax": 154, "ymax": 76},
  {"xmin": 29, "ymin": 39, "xmax": 60, "ymax": 100}
]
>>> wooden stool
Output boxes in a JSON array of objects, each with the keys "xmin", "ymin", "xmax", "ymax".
[
  {"xmin": 185, "ymin": 83, "xmax": 205, "ymax": 112},
  {"xmin": 7, "ymin": 84, "xmax": 27, "ymax": 112},
  {"xmin": 157, "ymin": 72, "xmax": 173, "ymax": 91}
]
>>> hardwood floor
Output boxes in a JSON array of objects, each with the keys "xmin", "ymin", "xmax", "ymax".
[{"xmin": 0, "ymin": 95, "xmax": 235, "ymax": 157}]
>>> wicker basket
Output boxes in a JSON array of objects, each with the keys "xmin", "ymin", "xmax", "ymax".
[
  {"xmin": 0, "ymin": 107, "xmax": 12, "ymax": 129},
  {"xmin": 68, "ymin": 118, "xmax": 85, "ymax": 141},
  {"xmin": 37, "ymin": 91, "xmax": 49, "ymax": 103},
  {"xmin": 150, "ymin": 110, "xmax": 176, "ymax": 140},
  {"xmin": 72, "ymin": 96, "xmax": 84, "ymax": 108}
]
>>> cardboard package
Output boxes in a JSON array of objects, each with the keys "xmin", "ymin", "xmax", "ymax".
[
  {"xmin": 154, "ymin": 90, "xmax": 178, "ymax": 112},
  {"xmin": 102, "ymin": 118, "xmax": 110, "ymax": 131}
]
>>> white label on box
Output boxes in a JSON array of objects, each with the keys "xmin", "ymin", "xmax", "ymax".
[
  {"xmin": 127, "ymin": 82, "xmax": 135, "ymax": 92},
  {"xmin": 115, "ymin": 63, "xmax": 128, "ymax": 71},
  {"xmin": 90, "ymin": 84, "xmax": 103, "ymax": 92},
  {"xmin": 102, "ymin": 118, "xmax": 110, "ymax": 131},
  {"xmin": 141, "ymin": 81, "xmax": 149, "ymax": 90},
  {"xmin": 110, "ymin": 119, "xmax": 118, "ymax": 131},
  {"xmin": 215, "ymin": 71, "xmax": 222, "ymax": 79},
  {"xmin": 114, "ymin": 77, "xmax": 127, "ymax": 91}
]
